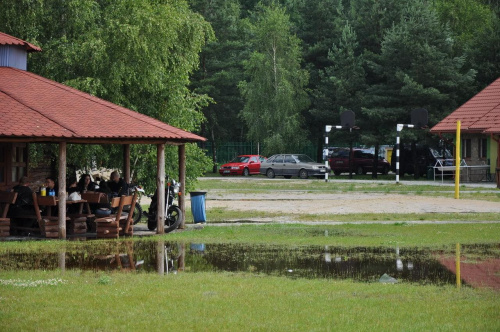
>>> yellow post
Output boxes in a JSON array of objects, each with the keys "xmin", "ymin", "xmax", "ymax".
[
  {"xmin": 456, "ymin": 243, "xmax": 461, "ymax": 289},
  {"xmin": 455, "ymin": 121, "xmax": 461, "ymax": 199}
]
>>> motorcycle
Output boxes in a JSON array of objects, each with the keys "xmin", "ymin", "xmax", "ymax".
[{"xmin": 143, "ymin": 176, "xmax": 183, "ymax": 233}]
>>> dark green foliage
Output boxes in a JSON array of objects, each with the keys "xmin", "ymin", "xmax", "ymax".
[
  {"xmin": 239, "ymin": 2, "xmax": 309, "ymax": 155},
  {"xmin": 2, "ymin": 0, "xmax": 499, "ymax": 168},
  {"xmin": 189, "ymin": 0, "xmax": 251, "ymax": 169},
  {"xmin": 0, "ymin": 0, "xmax": 213, "ymax": 191},
  {"xmin": 362, "ymin": 1, "xmax": 476, "ymax": 137}
]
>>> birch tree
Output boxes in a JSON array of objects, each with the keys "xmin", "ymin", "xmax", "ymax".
[{"xmin": 239, "ymin": 2, "xmax": 309, "ymax": 156}]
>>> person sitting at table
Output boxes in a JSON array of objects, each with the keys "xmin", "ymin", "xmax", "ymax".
[
  {"xmin": 67, "ymin": 177, "xmax": 79, "ymax": 194},
  {"xmin": 77, "ymin": 174, "xmax": 96, "ymax": 193},
  {"xmin": 9, "ymin": 176, "xmax": 36, "ymax": 230},
  {"xmin": 42, "ymin": 177, "xmax": 59, "ymax": 216},
  {"xmin": 66, "ymin": 177, "xmax": 81, "ymax": 214},
  {"xmin": 107, "ymin": 171, "xmax": 129, "ymax": 197},
  {"xmin": 45, "ymin": 177, "xmax": 58, "ymax": 197}
]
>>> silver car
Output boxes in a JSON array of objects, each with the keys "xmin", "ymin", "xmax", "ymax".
[{"xmin": 259, "ymin": 154, "xmax": 330, "ymax": 179}]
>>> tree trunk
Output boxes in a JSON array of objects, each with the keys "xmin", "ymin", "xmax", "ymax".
[
  {"xmin": 349, "ymin": 139, "xmax": 353, "ymax": 179},
  {"xmin": 211, "ymin": 128, "xmax": 217, "ymax": 173}
]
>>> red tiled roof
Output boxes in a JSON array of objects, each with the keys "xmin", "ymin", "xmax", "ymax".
[
  {"xmin": 0, "ymin": 67, "xmax": 205, "ymax": 143},
  {"xmin": 430, "ymin": 77, "xmax": 500, "ymax": 134},
  {"xmin": 0, "ymin": 32, "xmax": 41, "ymax": 52}
]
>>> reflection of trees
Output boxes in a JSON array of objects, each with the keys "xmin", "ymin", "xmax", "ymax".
[
  {"xmin": 2, "ymin": 241, "xmax": 498, "ymax": 286},
  {"xmin": 198, "ymin": 244, "xmax": 458, "ymax": 285}
]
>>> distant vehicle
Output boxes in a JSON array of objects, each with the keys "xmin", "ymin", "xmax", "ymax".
[
  {"xmin": 219, "ymin": 155, "xmax": 267, "ymax": 176},
  {"xmin": 328, "ymin": 148, "xmax": 390, "ymax": 176},
  {"xmin": 260, "ymin": 154, "xmax": 330, "ymax": 179},
  {"xmin": 391, "ymin": 144, "xmax": 453, "ymax": 176}
]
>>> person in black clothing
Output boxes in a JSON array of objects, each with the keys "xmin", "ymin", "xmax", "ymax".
[
  {"xmin": 67, "ymin": 177, "xmax": 79, "ymax": 194},
  {"xmin": 11, "ymin": 176, "xmax": 33, "ymax": 212},
  {"xmin": 77, "ymin": 174, "xmax": 96, "ymax": 193},
  {"xmin": 9, "ymin": 176, "xmax": 35, "ymax": 229},
  {"xmin": 107, "ymin": 171, "xmax": 128, "ymax": 197}
]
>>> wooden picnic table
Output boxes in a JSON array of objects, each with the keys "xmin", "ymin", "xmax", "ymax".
[
  {"xmin": 41, "ymin": 197, "xmax": 89, "ymax": 217},
  {"xmin": 37, "ymin": 196, "xmax": 94, "ymax": 237}
]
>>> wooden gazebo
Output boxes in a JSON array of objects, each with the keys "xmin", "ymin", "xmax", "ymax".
[{"xmin": 0, "ymin": 32, "xmax": 206, "ymax": 238}]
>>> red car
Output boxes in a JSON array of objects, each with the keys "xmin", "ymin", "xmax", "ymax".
[
  {"xmin": 329, "ymin": 148, "xmax": 390, "ymax": 176},
  {"xmin": 219, "ymin": 155, "xmax": 267, "ymax": 176}
]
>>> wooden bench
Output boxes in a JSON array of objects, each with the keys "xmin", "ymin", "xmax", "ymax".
[
  {"xmin": 0, "ymin": 191, "xmax": 17, "ymax": 237},
  {"xmin": 67, "ymin": 192, "xmax": 109, "ymax": 235},
  {"xmin": 95, "ymin": 193, "xmax": 137, "ymax": 239},
  {"xmin": 35, "ymin": 195, "xmax": 66, "ymax": 238}
]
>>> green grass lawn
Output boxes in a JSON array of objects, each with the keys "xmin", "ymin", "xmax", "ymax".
[
  {"xmin": 193, "ymin": 207, "xmax": 500, "ymax": 223},
  {"xmin": 1, "ymin": 224, "xmax": 499, "ymax": 331},
  {"xmin": 197, "ymin": 177, "xmax": 498, "ymax": 194},
  {"xmin": 1, "ymin": 223, "xmax": 499, "ymax": 253},
  {"xmin": 0, "ymin": 270, "xmax": 498, "ymax": 331}
]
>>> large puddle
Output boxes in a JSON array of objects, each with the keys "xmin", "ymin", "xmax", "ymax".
[{"xmin": 1, "ymin": 241, "xmax": 499, "ymax": 289}]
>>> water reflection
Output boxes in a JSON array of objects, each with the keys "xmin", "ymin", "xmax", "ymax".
[{"xmin": 1, "ymin": 241, "xmax": 499, "ymax": 289}]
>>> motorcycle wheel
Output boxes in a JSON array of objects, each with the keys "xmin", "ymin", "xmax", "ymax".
[
  {"xmin": 164, "ymin": 206, "xmax": 183, "ymax": 233},
  {"xmin": 132, "ymin": 205, "xmax": 143, "ymax": 225}
]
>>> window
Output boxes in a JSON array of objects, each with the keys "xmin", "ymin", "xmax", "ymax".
[
  {"xmin": 284, "ymin": 155, "xmax": 295, "ymax": 163},
  {"xmin": 274, "ymin": 155, "xmax": 284, "ymax": 163},
  {"xmin": 11, "ymin": 144, "xmax": 27, "ymax": 182},
  {"xmin": 332, "ymin": 149, "xmax": 348, "ymax": 158},
  {"xmin": 461, "ymin": 139, "xmax": 471, "ymax": 159},
  {"xmin": 478, "ymin": 138, "xmax": 488, "ymax": 159}
]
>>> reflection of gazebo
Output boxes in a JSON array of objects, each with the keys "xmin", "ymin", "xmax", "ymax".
[{"xmin": 0, "ymin": 32, "xmax": 206, "ymax": 238}]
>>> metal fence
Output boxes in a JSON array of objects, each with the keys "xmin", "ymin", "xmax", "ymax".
[{"xmin": 201, "ymin": 141, "xmax": 319, "ymax": 165}]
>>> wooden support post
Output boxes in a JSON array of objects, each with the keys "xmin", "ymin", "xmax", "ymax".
[
  {"xmin": 178, "ymin": 144, "xmax": 186, "ymax": 229},
  {"xmin": 497, "ymin": 140, "xmax": 500, "ymax": 188},
  {"xmin": 178, "ymin": 242, "xmax": 185, "ymax": 272},
  {"xmin": 123, "ymin": 144, "xmax": 131, "ymax": 184},
  {"xmin": 58, "ymin": 142, "xmax": 67, "ymax": 239},
  {"xmin": 157, "ymin": 144, "xmax": 165, "ymax": 234},
  {"xmin": 455, "ymin": 121, "xmax": 461, "ymax": 199},
  {"xmin": 58, "ymin": 249, "xmax": 66, "ymax": 273},
  {"xmin": 156, "ymin": 239, "xmax": 165, "ymax": 275}
]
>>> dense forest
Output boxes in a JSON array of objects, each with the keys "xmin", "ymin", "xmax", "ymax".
[
  {"xmin": 189, "ymin": 0, "xmax": 500, "ymax": 160},
  {"xmin": 1, "ymin": 0, "xmax": 499, "ymax": 187}
]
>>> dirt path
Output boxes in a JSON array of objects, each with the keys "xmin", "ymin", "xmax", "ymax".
[{"xmin": 204, "ymin": 192, "xmax": 500, "ymax": 215}]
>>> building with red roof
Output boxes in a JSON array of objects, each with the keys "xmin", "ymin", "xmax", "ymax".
[
  {"xmin": 430, "ymin": 78, "xmax": 500, "ymax": 184},
  {"xmin": 0, "ymin": 31, "xmax": 205, "ymax": 237}
]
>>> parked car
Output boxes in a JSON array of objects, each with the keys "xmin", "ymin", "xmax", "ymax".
[
  {"xmin": 219, "ymin": 155, "xmax": 267, "ymax": 176},
  {"xmin": 260, "ymin": 154, "xmax": 330, "ymax": 179},
  {"xmin": 391, "ymin": 144, "xmax": 453, "ymax": 176},
  {"xmin": 329, "ymin": 148, "xmax": 390, "ymax": 176}
]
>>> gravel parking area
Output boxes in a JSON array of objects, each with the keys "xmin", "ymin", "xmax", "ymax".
[
  {"xmin": 206, "ymin": 192, "xmax": 500, "ymax": 214},
  {"xmin": 198, "ymin": 178, "xmax": 500, "ymax": 215}
]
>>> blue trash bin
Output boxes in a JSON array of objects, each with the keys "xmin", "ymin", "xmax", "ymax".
[{"xmin": 190, "ymin": 191, "xmax": 207, "ymax": 223}]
